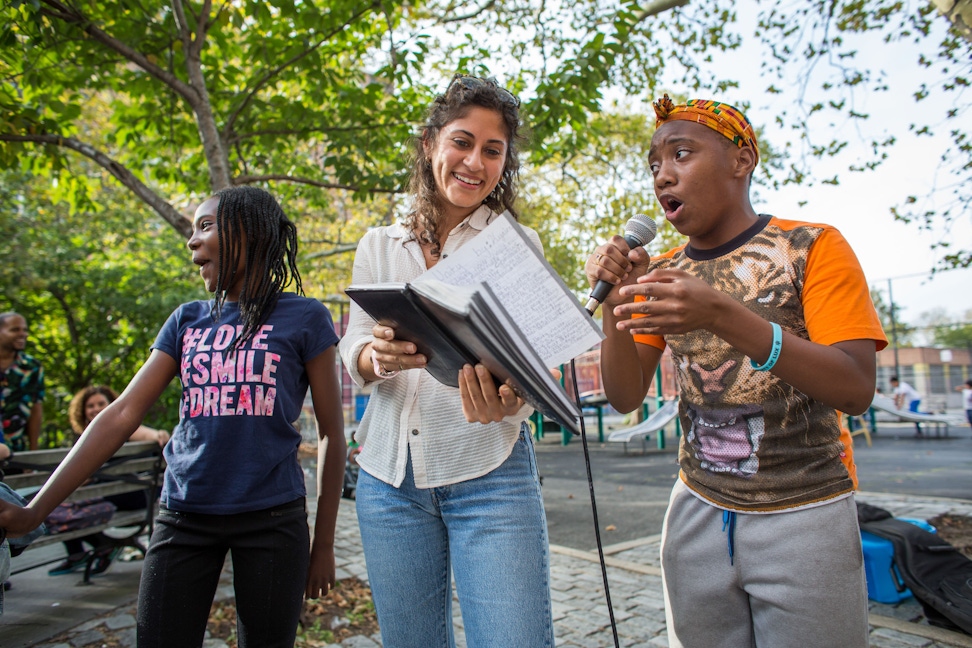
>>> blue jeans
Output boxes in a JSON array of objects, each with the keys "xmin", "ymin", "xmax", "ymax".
[
  {"xmin": 356, "ymin": 428, "xmax": 555, "ymax": 648},
  {"xmin": 136, "ymin": 497, "xmax": 309, "ymax": 648}
]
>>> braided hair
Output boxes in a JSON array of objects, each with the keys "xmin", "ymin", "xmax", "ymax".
[
  {"xmin": 405, "ymin": 75, "xmax": 524, "ymax": 258},
  {"xmin": 209, "ymin": 186, "xmax": 303, "ymax": 350}
]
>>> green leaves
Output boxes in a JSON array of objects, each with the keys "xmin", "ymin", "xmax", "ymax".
[
  {"xmin": 0, "ymin": 0, "xmax": 968, "ymax": 300},
  {"xmin": 0, "ymin": 167, "xmax": 199, "ymax": 441}
]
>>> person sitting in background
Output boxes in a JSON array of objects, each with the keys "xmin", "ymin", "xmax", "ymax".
[
  {"xmin": 890, "ymin": 376, "xmax": 924, "ymax": 437},
  {"xmin": 0, "ymin": 312, "xmax": 45, "ymax": 452},
  {"xmin": 47, "ymin": 385, "xmax": 170, "ymax": 577},
  {"xmin": 957, "ymin": 380, "xmax": 972, "ymax": 428}
]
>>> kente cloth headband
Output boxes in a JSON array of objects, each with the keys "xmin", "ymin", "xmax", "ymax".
[{"xmin": 652, "ymin": 94, "xmax": 760, "ymax": 164}]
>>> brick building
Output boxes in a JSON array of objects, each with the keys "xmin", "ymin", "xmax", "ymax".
[{"xmin": 876, "ymin": 346, "xmax": 972, "ymax": 412}]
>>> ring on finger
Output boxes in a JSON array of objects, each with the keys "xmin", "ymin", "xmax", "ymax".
[{"xmin": 399, "ymin": 362, "xmax": 404, "ymax": 372}]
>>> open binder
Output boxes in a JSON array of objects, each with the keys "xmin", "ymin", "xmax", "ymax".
[
  {"xmin": 345, "ymin": 211, "xmax": 605, "ymax": 435},
  {"xmin": 345, "ymin": 278, "xmax": 582, "ymax": 434}
]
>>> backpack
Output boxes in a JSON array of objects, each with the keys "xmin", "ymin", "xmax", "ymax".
[
  {"xmin": 858, "ymin": 502, "xmax": 972, "ymax": 635},
  {"xmin": 44, "ymin": 498, "xmax": 117, "ymax": 534}
]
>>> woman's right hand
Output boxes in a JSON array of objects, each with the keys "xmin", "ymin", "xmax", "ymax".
[
  {"xmin": 458, "ymin": 364, "xmax": 523, "ymax": 424},
  {"xmin": 367, "ymin": 324, "xmax": 427, "ymax": 379}
]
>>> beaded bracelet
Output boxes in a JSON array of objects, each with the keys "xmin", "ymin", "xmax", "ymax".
[{"xmin": 750, "ymin": 322, "xmax": 782, "ymax": 372}]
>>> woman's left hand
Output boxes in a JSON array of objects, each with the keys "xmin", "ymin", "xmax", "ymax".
[
  {"xmin": 370, "ymin": 323, "xmax": 426, "ymax": 375},
  {"xmin": 458, "ymin": 364, "xmax": 523, "ymax": 424}
]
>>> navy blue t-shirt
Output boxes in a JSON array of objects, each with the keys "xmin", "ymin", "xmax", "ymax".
[{"xmin": 152, "ymin": 293, "xmax": 339, "ymax": 514}]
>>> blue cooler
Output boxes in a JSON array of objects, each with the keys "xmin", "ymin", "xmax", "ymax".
[
  {"xmin": 354, "ymin": 394, "xmax": 370, "ymax": 421},
  {"xmin": 860, "ymin": 517, "xmax": 936, "ymax": 604}
]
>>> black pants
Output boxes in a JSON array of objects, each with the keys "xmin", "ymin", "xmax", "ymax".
[{"xmin": 136, "ymin": 497, "xmax": 309, "ymax": 648}]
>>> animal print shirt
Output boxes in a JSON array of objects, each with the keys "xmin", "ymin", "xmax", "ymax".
[{"xmin": 634, "ymin": 215, "xmax": 887, "ymax": 512}]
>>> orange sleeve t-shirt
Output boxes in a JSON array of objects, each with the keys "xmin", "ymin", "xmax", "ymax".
[
  {"xmin": 634, "ymin": 217, "xmax": 887, "ymax": 352},
  {"xmin": 629, "ymin": 215, "xmax": 886, "ymax": 511}
]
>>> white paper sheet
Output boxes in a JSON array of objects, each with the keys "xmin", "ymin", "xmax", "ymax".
[{"xmin": 420, "ymin": 212, "xmax": 604, "ymax": 367}]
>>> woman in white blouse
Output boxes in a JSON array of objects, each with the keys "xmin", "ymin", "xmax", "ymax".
[{"xmin": 339, "ymin": 75, "xmax": 555, "ymax": 648}]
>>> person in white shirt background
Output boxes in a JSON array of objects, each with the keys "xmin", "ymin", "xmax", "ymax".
[
  {"xmin": 891, "ymin": 375, "xmax": 925, "ymax": 437},
  {"xmin": 956, "ymin": 379, "xmax": 972, "ymax": 428}
]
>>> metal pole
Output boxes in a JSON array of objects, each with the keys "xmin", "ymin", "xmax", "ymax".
[{"xmin": 887, "ymin": 278, "xmax": 900, "ymax": 377}]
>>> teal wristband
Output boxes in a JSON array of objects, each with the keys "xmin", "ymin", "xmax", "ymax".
[{"xmin": 750, "ymin": 322, "xmax": 782, "ymax": 371}]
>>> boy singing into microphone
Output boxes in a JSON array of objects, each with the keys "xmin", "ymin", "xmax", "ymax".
[{"xmin": 586, "ymin": 95, "xmax": 887, "ymax": 647}]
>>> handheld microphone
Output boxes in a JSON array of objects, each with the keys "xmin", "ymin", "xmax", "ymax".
[{"xmin": 585, "ymin": 214, "xmax": 657, "ymax": 315}]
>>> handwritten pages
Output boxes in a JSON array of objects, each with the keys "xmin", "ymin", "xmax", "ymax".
[{"xmin": 422, "ymin": 212, "xmax": 604, "ymax": 367}]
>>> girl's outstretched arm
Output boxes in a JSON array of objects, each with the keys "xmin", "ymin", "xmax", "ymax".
[
  {"xmin": 305, "ymin": 346, "xmax": 346, "ymax": 600},
  {"xmin": 0, "ymin": 350, "xmax": 178, "ymax": 537}
]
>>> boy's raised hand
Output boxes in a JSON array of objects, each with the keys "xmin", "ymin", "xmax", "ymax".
[{"xmin": 613, "ymin": 268, "xmax": 732, "ymax": 336}]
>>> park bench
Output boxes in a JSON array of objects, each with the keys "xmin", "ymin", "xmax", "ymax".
[{"xmin": 1, "ymin": 440, "xmax": 165, "ymax": 583}]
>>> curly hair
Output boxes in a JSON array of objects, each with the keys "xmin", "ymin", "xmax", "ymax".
[
  {"xmin": 208, "ymin": 186, "xmax": 303, "ymax": 350},
  {"xmin": 68, "ymin": 385, "xmax": 119, "ymax": 434},
  {"xmin": 404, "ymin": 75, "xmax": 525, "ymax": 258}
]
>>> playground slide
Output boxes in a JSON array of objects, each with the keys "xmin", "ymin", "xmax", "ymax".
[
  {"xmin": 607, "ymin": 399, "xmax": 680, "ymax": 451},
  {"xmin": 869, "ymin": 394, "xmax": 966, "ymax": 436},
  {"xmin": 869, "ymin": 394, "xmax": 964, "ymax": 425}
]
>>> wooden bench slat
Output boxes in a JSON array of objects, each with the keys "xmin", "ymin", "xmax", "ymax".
[{"xmin": 2, "ymin": 460, "xmax": 161, "ymax": 491}]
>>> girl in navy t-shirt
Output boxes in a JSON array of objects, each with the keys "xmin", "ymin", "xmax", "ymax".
[{"xmin": 0, "ymin": 186, "xmax": 346, "ymax": 647}]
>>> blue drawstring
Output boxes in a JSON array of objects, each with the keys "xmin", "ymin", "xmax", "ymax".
[{"xmin": 722, "ymin": 510, "xmax": 736, "ymax": 565}]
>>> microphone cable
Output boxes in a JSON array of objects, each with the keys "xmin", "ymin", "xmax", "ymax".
[{"xmin": 567, "ymin": 356, "xmax": 621, "ymax": 648}]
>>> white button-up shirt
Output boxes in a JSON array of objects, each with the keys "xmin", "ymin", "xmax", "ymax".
[{"xmin": 339, "ymin": 206, "xmax": 540, "ymax": 488}]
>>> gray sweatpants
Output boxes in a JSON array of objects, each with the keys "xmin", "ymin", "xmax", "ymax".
[{"xmin": 660, "ymin": 480, "xmax": 869, "ymax": 648}]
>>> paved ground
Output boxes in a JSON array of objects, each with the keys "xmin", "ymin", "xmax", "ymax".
[
  {"xmin": 3, "ymin": 417, "xmax": 971, "ymax": 647},
  {"xmin": 537, "ymin": 418, "xmax": 972, "ymax": 549}
]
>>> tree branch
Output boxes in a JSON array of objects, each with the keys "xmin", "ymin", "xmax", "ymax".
[
  {"xmin": 439, "ymin": 0, "xmax": 496, "ymax": 24},
  {"xmin": 634, "ymin": 0, "xmax": 691, "ymax": 23},
  {"xmin": 34, "ymin": 1, "xmax": 231, "ymax": 192},
  {"xmin": 38, "ymin": 0, "xmax": 199, "ymax": 104},
  {"xmin": 172, "ymin": 0, "xmax": 231, "ymax": 190},
  {"xmin": 46, "ymin": 285, "xmax": 81, "ymax": 357},
  {"xmin": 227, "ymin": 121, "xmax": 413, "ymax": 145},
  {"xmin": 234, "ymin": 173, "xmax": 403, "ymax": 194},
  {"xmin": 0, "ymin": 134, "xmax": 192, "ymax": 239},
  {"xmin": 302, "ymin": 243, "xmax": 360, "ymax": 260},
  {"xmin": 931, "ymin": 0, "xmax": 972, "ymax": 41},
  {"xmin": 223, "ymin": 2, "xmax": 380, "ymax": 138}
]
